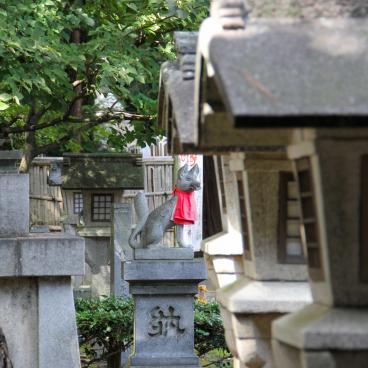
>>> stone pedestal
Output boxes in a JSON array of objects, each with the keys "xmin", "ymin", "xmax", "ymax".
[
  {"xmin": 216, "ymin": 153, "xmax": 311, "ymax": 368},
  {"xmin": 124, "ymin": 248, "xmax": 206, "ymax": 368},
  {"xmin": 273, "ymin": 131, "xmax": 368, "ymax": 368},
  {"xmin": 0, "ymin": 151, "xmax": 84, "ymax": 368}
]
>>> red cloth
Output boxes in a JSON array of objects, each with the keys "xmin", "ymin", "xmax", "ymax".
[{"xmin": 173, "ymin": 187, "xmax": 197, "ymax": 225}]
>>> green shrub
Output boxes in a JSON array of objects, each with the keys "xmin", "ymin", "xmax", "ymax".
[
  {"xmin": 75, "ymin": 297, "xmax": 229, "ymax": 367},
  {"xmin": 75, "ymin": 297, "xmax": 134, "ymax": 366},
  {"xmin": 194, "ymin": 300, "xmax": 227, "ymax": 356}
]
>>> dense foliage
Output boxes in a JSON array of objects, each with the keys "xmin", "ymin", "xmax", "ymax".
[
  {"xmin": 0, "ymin": 0, "xmax": 208, "ymax": 168},
  {"xmin": 194, "ymin": 300, "xmax": 227, "ymax": 357},
  {"xmin": 75, "ymin": 297, "xmax": 229, "ymax": 367},
  {"xmin": 76, "ymin": 297, "xmax": 134, "ymax": 366}
]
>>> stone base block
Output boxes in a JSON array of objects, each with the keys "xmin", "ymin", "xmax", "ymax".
[
  {"xmin": 129, "ymin": 355, "xmax": 199, "ymax": 367},
  {"xmin": 0, "ymin": 173, "xmax": 29, "ymax": 236},
  {"xmin": 124, "ymin": 259, "xmax": 206, "ymax": 368},
  {"xmin": 273, "ymin": 338, "xmax": 368, "ymax": 368},
  {"xmin": 0, "ymin": 277, "xmax": 80, "ymax": 368},
  {"xmin": 0, "ymin": 233, "xmax": 84, "ymax": 276},
  {"xmin": 218, "ymin": 278, "xmax": 311, "ymax": 368},
  {"xmin": 135, "ymin": 247, "xmax": 194, "ymax": 260},
  {"xmin": 273, "ymin": 304, "xmax": 368, "ymax": 368}
]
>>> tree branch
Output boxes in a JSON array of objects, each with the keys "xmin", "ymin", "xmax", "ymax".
[{"xmin": 32, "ymin": 108, "xmax": 154, "ymax": 155}]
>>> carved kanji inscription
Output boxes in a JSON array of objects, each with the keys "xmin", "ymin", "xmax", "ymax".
[{"xmin": 148, "ymin": 306, "xmax": 185, "ymax": 337}]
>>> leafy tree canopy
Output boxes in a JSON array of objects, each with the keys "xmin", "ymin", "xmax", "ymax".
[{"xmin": 0, "ymin": 0, "xmax": 208, "ymax": 167}]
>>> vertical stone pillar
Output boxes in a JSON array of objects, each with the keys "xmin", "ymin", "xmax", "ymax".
[
  {"xmin": 273, "ymin": 131, "xmax": 368, "ymax": 367},
  {"xmin": 216, "ymin": 153, "xmax": 311, "ymax": 368},
  {"xmin": 110, "ymin": 203, "xmax": 132, "ymax": 297},
  {"xmin": 202, "ymin": 155, "xmax": 245, "ymax": 367},
  {"xmin": 124, "ymin": 248, "xmax": 206, "ymax": 367},
  {"xmin": 0, "ymin": 151, "xmax": 84, "ymax": 368}
]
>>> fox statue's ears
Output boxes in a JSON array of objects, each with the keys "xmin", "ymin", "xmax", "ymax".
[
  {"xmin": 178, "ymin": 164, "xmax": 189, "ymax": 177},
  {"xmin": 178, "ymin": 163, "xmax": 199, "ymax": 177},
  {"xmin": 189, "ymin": 164, "xmax": 199, "ymax": 176}
]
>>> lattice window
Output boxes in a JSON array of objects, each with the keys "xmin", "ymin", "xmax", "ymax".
[
  {"xmin": 361, "ymin": 155, "xmax": 368, "ymax": 282},
  {"xmin": 237, "ymin": 172, "xmax": 251, "ymax": 260},
  {"xmin": 295, "ymin": 158, "xmax": 324, "ymax": 281},
  {"xmin": 278, "ymin": 172, "xmax": 305, "ymax": 264},
  {"xmin": 73, "ymin": 192, "xmax": 83, "ymax": 215},
  {"xmin": 92, "ymin": 194, "xmax": 113, "ymax": 222}
]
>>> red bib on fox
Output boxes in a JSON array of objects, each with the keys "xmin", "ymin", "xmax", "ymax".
[{"xmin": 173, "ymin": 187, "xmax": 197, "ymax": 225}]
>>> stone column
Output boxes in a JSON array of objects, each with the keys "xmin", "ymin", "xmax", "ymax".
[
  {"xmin": 273, "ymin": 130, "xmax": 368, "ymax": 367},
  {"xmin": 216, "ymin": 153, "xmax": 311, "ymax": 368},
  {"xmin": 202, "ymin": 155, "xmax": 245, "ymax": 368},
  {"xmin": 124, "ymin": 248, "xmax": 206, "ymax": 368},
  {"xmin": 0, "ymin": 151, "xmax": 84, "ymax": 368},
  {"xmin": 110, "ymin": 203, "xmax": 132, "ymax": 297}
]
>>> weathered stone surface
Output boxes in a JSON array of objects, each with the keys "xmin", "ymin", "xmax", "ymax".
[
  {"xmin": 125, "ymin": 258, "xmax": 205, "ymax": 368},
  {"xmin": 159, "ymin": 61, "xmax": 197, "ymax": 151},
  {"xmin": 83, "ymin": 237, "xmax": 110, "ymax": 297},
  {"xmin": 124, "ymin": 259, "xmax": 207, "ymax": 282},
  {"xmin": 135, "ymin": 247, "xmax": 194, "ymax": 260},
  {"xmin": 247, "ymin": 0, "xmax": 368, "ymax": 18},
  {"xmin": 130, "ymin": 295, "xmax": 199, "ymax": 367},
  {"xmin": 208, "ymin": 19, "xmax": 368, "ymax": 127},
  {"xmin": 229, "ymin": 153, "xmax": 308, "ymax": 281},
  {"xmin": 0, "ymin": 151, "xmax": 22, "ymax": 173},
  {"xmin": 38, "ymin": 277, "xmax": 81, "ymax": 368},
  {"xmin": 62, "ymin": 153, "xmax": 144, "ymax": 190},
  {"xmin": 0, "ymin": 278, "xmax": 38, "ymax": 368},
  {"xmin": 273, "ymin": 303, "xmax": 368, "ymax": 350},
  {"xmin": 217, "ymin": 277, "xmax": 312, "ymax": 314},
  {"xmin": 0, "ymin": 233, "xmax": 84, "ymax": 277},
  {"xmin": 111, "ymin": 203, "xmax": 132, "ymax": 297},
  {"xmin": 0, "ymin": 174, "xmax": 29, "ymax": 236},
  {"xmin": 288, "ymin": 138, "xmax": 368, "ymax": 306},
  {"xmin": 273, "ymin": 305, "xmax": 368, "ymax": 368}
]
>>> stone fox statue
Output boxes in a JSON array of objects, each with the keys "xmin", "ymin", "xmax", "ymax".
[{"xmin": 129, "ymin": 164, "xmax": 200, "ymax": 249}]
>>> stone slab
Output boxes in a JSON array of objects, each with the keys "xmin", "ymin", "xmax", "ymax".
[
  {"xmin": 0, "ymin": 278, "xmax": 38, "ymax": 368},
  {"xmin": 208, "ymin": 19, "xmax": 368, "ymax": 127},
  {"xmin": 130, "ymin": 295, "xmax": 199, "ymax": 367},
  {"xmin": 273, "ymin": 303, "xmax": 368, "ymax": 350},
  {"xmin": 130, "ymin": 284, "xmax": 198, "ymax": 295},
  {"xmin": 39, "ymin": 277, "xmax": 81, "ymax": 368},
  {"xmin": 201, "ymin": 231, "xmax": 244, "ymax": 255},
  {"xmin": 273, "ymin": 335, "xmax": 368, "ymax": 368},
  {"xmin": 124, "ymin": 259, "xmax": 207, "ymax": 283},
  {"xmin": 217, "ymin": 277, "xmax": 312, "ymax": 314},
  {"xmin": 135, "ymin": 247, "xmax": 194, "ymax": 260},
  {"xmin": 0, "ymin": 233, "xmax": 85, "ymax": 276},
  {"xmin": 0, "ymin": 173, "xmax": 29, "ymax": 236},
  {"xmin": 0, "ymin": 150, "xmax": 22, "ymax": 173},
  {"xmin": 111, "ymin": 203, "xmax": 132, "ymax": 297}
]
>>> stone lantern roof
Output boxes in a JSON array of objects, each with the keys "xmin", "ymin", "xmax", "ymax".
[
  {"xmin": 61, "ymin": 153, "xmax": 144, "ymax": 190},
  {"xmin": 157, "ymin": 32, "xmax": 198, "ymax": 153},
  {"xmin": 205, "ymin": 18, "xmax": 368, "ymax": 128}
]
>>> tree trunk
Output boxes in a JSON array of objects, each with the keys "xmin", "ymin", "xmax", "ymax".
[
  {"xmin": 107, "ymin": 352, "xmax": 121, "ymax": 368},
  {"xmin": 19, "ymin": 103, "xmax": 38, "ymax": 173}
]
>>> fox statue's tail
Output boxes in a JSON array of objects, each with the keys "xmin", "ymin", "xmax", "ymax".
[{"xmin": 129, "ymin": 192, "xmax": 149, "ymax": 248}]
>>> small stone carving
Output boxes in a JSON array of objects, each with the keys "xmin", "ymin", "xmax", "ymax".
[
  {"xmin": 148, "ymin": 306, "xmax": 185, "ymax": 337},
  {"xmin": 129, "ymin": 164, "xmax": 201, "ymax": 249}
]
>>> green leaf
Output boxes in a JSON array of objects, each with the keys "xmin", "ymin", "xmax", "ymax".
[
  {"xmin": 0, "ymin": 93, "xmax": 12, "ymax": 102},
  {"xmin": 0, "ymin": 101, "xmax": 9, "ymax": 110}
]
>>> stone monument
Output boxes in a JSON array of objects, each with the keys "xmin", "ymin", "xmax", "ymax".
[
  {"xmin": 0, "ymin": 151, "xmax": 84, "ymax": 368},
  {"xmin": 123, "ymin": 165, "xmax": 207, "ymax": 367},
  {"xmin": 273, "ymin": 129, "xmax": 368, "ymax": 367}
]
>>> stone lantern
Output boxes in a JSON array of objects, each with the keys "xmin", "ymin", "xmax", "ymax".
[
  {"xmin": 269, "ymin": 20, "xmax": 368, "ymax": 367},
  {"xmin": 0, "ymin": 150, "xmax": 84, "ymax": 368}
]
